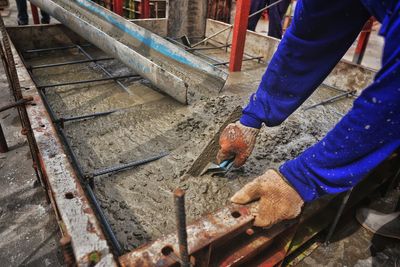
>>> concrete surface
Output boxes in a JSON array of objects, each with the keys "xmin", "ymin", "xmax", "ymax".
[
  {"xmin": 0, "ymin": 2, "xmax": 397, "ymax": 267},
  {"xmin": 0, "ymin": 2, "xmax": 63, "ymax": 266},
  {"xmin": 17, "ymin": 27, "xmax": 354, "ymax": 254}
]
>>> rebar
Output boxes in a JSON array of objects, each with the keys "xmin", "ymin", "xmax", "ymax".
[
  {"xmin": 185, "ymin": 44, "xmax": 230, "ymax": 52},
  {"xmin": 38, "ymin": 88, "xmax": 123, "ymax": 256},
  {"xmin": 29, "ymin": 57, "xmax": 114, "ymax": 70},
  {"xmin": 91, "ymin": 151, "xmax": 169, "ymax": 177},
  {"xmin": 303, "ymin": 90, "xmax": 357, "ymax": 111},
  {"xmin": 174, "ymin": 188, "xmax": 190, "ymax": 267},
  {"xmin": 23, "ymin": 43, "xmax": 91, "ymax": 54},
  {"xmin": 0, "ymin": 16, "xmax": 45, "ymax": 187},
  {"xmin": 37, "ymin": 74, "xmax": 140, "ymax": 89},
  {"xmin": 55, "ymin": 110, "xmax": 117, "ymax": 124},
  {"xmin": 190, "ymin": 0, "xmax": 285, "ymax": 48},
  {"xmin": 248, "ymin": 0, "xmax": 285, "ymax": 19},
  {"xmin": 213, "ymin": 56, "xmax": 263, "ymax": 66},
  {"xmin": 60, "ymin": 234, "xmax": 76, "ymax": 266},
  {"xmin": 76, "ymin": 45, "xmax": 132, "ymax": 94},
  {"xmin": 325, "ymin": 189, "xmax": 353, "ymax": 245}
]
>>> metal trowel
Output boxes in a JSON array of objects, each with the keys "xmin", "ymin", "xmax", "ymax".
[{"xmin": 200, "ymin": 159, "xmax": 234, "ymax": 176}]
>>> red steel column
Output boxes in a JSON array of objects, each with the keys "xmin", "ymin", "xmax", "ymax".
[
  {"xmin": 353, "ymin": 17, "xmax": 374, "ymax": 65},
  {"xmin": 113, "ymin": 0, "xmax": 123, "ymax": 16},
  {"xmin": 141, "ymin": 0, "xmax": 150, "ymax": 18},
  {"xmin": 30, "ymin": 3, "xmax": 40, "ymax": 24},
  {"xmin": 229, "ymin": 0, "xmax": 251, "ymax": 72}
]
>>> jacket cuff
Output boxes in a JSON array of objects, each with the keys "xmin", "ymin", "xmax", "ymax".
[
  {"xmin": 279, "ymin": 164, "xmax": 316, "ymax": 202},
  {"xmin": 240, "ymin": 114, "xmax": 263, "ymax": 129}
]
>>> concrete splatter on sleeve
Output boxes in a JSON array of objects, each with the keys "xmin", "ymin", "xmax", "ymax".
[
  {"xmin": 281, "ymin": 3, "xmax": 400, "ymax": 202},
  {"xmin": 240, "ymin": 0, "xmax": 370, "ymax": 128}
]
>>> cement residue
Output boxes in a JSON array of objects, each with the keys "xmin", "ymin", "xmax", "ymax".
[
  {"xmin": 52, "ymin": 0, "xmax": 226, "ymax": 102},
  {"xmin": 25, "ymin": 45, "xmax": 348, "ymax": 252}
]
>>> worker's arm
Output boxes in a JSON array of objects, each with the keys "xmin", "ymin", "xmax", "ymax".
[
  {"xmin": 217, "ymin": 0, "xmax": 370, "ymax": 167},
  {"xmin": 240, "ymin": 0, "xmax": 370, "ymax": 128},
  {"xmin": 231, "ymin": 3, "xmax": 400, "ymax": 228},
  {"xmin": 281, "ymin": 7, "xmax": 400, "ymax": 202}
]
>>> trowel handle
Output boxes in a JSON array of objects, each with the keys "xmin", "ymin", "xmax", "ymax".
[{"xmin": 220, "ymin": 159, "xmax": 234, "ymax": 170}]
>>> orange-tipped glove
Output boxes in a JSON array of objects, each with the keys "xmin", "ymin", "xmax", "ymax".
[
  {"xmin": 216, "ymin": 121, "xmax": 259, "ymax": 168},
  {"xmin": 231, "ymin": 169, "xmax": 304, "ymax": 227}
]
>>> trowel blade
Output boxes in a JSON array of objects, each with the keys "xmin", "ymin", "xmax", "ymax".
[{"xmin": 200, "ymin": 159, "xmax": 234, "ymax": 176}]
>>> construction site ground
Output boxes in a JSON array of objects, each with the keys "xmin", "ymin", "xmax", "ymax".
[{"xmin": 1, "ymin": 2, "xmax": 399, "ymax": 266}]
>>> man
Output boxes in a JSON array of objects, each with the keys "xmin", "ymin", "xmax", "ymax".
[
  {"xmin": 248, "ymin": 0, "xmax": 291, "ymax": 39},
  {"xmin": 16, "ymin": 0, "xmax": 50, "ymax": 25},
  {"xmin": 217, "ymin": 0, "xmax": 400, "ymax": 237}
]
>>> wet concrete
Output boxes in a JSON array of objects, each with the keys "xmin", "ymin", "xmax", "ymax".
[{"xmin": 19, "ymin": 36, "xmax": 354, "ymax": 253}]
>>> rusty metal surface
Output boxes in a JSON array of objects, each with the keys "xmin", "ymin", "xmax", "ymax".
[
  {"xmin": 215, "ymin": 225, "xmax": 283, "ymax": 266},
  {"xmin": 8, "ymin": 29, "xmax": 117, "ymax": 266},
  {"xmin": 119, "ymin": 204, "xmax": 254, "ymax": 266}
]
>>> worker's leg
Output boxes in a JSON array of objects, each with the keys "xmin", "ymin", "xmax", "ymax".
[
  {"xmin": 356, "ymin": 208, "xmax": 400, "ymax": 239},
  {"xmin": 40, "ymin": 10, "xmax": 50, "ymax": 24},
  {"xmin": 267, "ymin": 0, "xmax": 291, "ymax": 39},
  {"xmin": 248, "ymin": 0, "xmax": 268, "ymax": 31},
  {"xmin": 15, "ymin": 0, "xmax": 29, "ymax": 25}
]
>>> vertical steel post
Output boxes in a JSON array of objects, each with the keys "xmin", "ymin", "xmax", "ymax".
[
  {"xmin": 229, "ymin": 0, "xmax": 250, "ymax": 72},
  {"xmin": 141, "ymin": 0, "xmax": 150, "ymax": 18},
  {"xmin": 353, "ymin": 17, "xmax": 374, "ymax": 65},
  {"xmin": 174, "ymin": 188, "xmax": 190, "ymax": 267},
  {"xmin": 113, "ymin": 0, "xmax": 123, "ymax": 16},
  {"xmin": 30, "ymin": 3, "xmax": 40, "ymax": 24},
  {"xmin": 0, "ymin": 122, "xmax": 8, "ymax": 153}
]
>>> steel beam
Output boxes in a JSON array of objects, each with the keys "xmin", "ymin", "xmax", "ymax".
[
  {"xmin": 119, "ymin": 205, "xmax": 254, "ymax": 266},
  {"xmin": 353, "ymin": 17, "xmax": 374, "ymax": 65},
  {"xmin": 30, "ymin": 3, "xmax": 40, "ymax": 24},
  {"xmin": 141, "ymin": 0, "xmax": 150, "ymax": 18},
  {"xmin": 229, "ymin": 0, "xmax": 251, "ymax": 72},
  {"xmin": 113, "ymin": 0, "xmax": 123, "ymax": 16},
  {"xmin": 29, "ymin": 0, "xmax": 228, "ymax": 104}
]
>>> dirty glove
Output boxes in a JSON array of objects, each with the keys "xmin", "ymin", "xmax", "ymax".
[
  {"xmin": 216, "ymin": 121, "xmax": 259, "ymax": 167},
  {"xmin": 231, "ymin": 169, "xmax": 304, "ymax": 227}
]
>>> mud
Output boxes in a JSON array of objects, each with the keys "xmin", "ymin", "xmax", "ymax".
[{"xmin": 23, "ymin": 43, "xmax": 351, "ymax": 252}]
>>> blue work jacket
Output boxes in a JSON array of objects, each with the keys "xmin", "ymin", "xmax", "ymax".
[{"xmin": 240, "ymin": 0, "xmax": 400, "ymax": 202}]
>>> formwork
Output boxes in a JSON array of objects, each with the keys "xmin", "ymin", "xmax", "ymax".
[{"xmin": 4, "ymin": 21, "xmax": 400, "ymax": 266}]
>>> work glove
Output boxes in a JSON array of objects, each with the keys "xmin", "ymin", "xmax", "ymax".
[
  {"xmin": 231, "ymin": 169, "xmax": 304, "ymax": 227},
  {"xmin": 216, "ymin": 121, "xmax": 259, "ymax": 167}
]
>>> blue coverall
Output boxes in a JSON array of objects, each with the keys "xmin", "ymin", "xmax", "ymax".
[{"xmin": 240, "ymin": 0, "xmax": 400, "ymax": 202}]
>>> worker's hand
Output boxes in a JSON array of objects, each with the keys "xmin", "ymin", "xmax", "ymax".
[
  {"xmin": 216, "ymin": 121, "xmax": 259, "ymax": 168},
  {"xmin": 231, "ymin": 169, "xmax": 304, "ymax": 227}
]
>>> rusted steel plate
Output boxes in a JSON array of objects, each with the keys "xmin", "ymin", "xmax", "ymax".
[
  {"xmin": 10, "ymin": 33, "xmax": 116, "ymax": 266},
  {"xmin": 216, "ymin": 222, "xmax": 291, "ymax": 267},
  {"xmin": 119, "ymin": 205, "xmax": 254, "ymax": 266}
]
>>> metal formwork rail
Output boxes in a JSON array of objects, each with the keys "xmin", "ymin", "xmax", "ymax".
[{"xmin": 2, "ymin": 20, "xmax": 117, "ymax": 266}]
